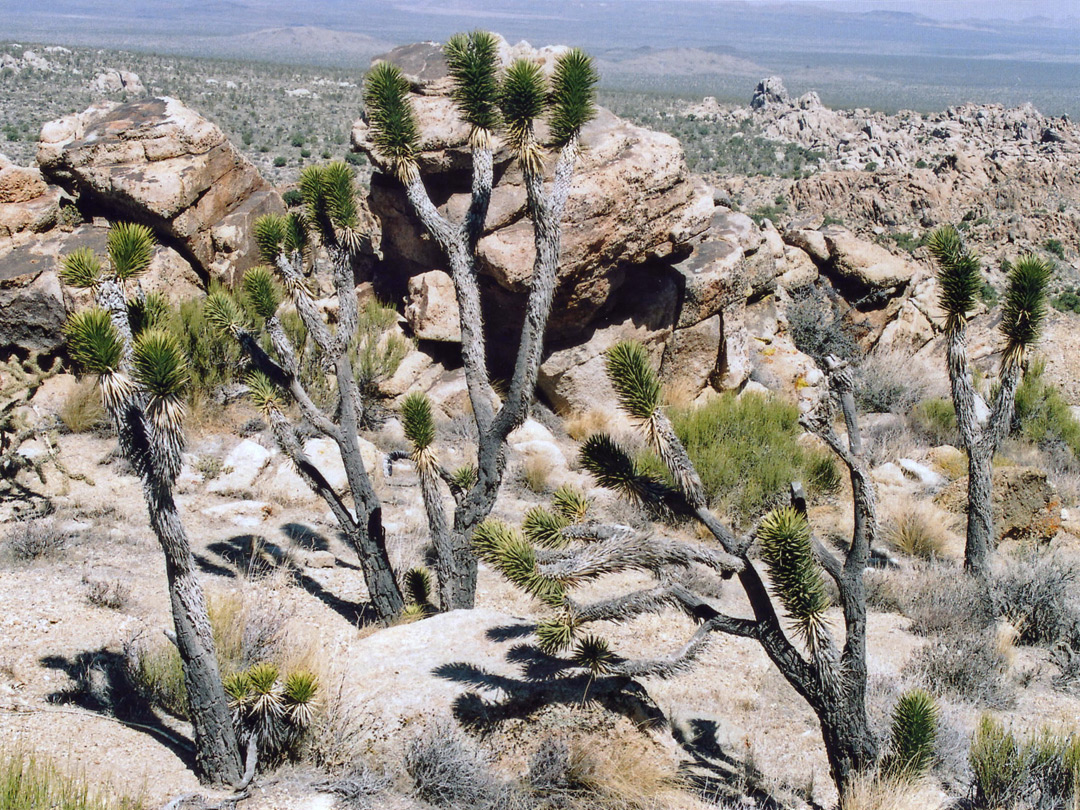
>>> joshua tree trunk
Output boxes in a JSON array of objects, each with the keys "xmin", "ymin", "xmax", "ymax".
[
  {"xmin": 148, "ymin": 477, "xmax": 244, "ymax": 784},
  {"xmin": 965, "ymin": 445, "xmax": 994, "ymax": 576}
]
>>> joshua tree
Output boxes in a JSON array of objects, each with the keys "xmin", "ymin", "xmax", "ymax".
[
  {"xmin": 365, "ymin": 32, "xmax": 598, "ymax": 609},
  {"xmin": 213, "ymin": 31, "xmax": 597, "ymax": 614},
  {"xmin": 476, "ymin": 342, "xmax": 883, "ymax": 802},
  {"xmin": 60, "ymin": 223, "xmax": 243, "ymax": 785},
  {"xmin": 928, "ymin": 226, "xmax": 1051, "ymax": 576}
]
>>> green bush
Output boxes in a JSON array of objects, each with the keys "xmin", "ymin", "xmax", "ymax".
[
  {"xmin": 1045, "ymin": 239, "xmax": 1066, "ymax": 260},
  {"xmin": 273, "ymin": 156, "xmax": 287, "ymax": 167},
  {"xmin": 165, "ymin": 285, "xmax": 248, "ymax": 402},
  {"xmin": 1013, "ymin": 358, "xmax": 1080, "ymax": 456},
  {"xmin": 970, "ymin": 716, "xmax": 1080, "ymax": 809},
  {"xmin": 912, "ymin": 397, "xmax": 957, "ymax": 445},
  {"xmin": 281, "ymin": 189, "xmax": 303, "ymax": 207},
  {"xmin": 0, "ymin": 748, "xmax": 144, "ymax": 810},
  {"xmin": 1053, "ymin": 287, "xmax": 1080, "ymax": 314},
  {"xmin": 664, "ymin": 392, "xmax": 840, "ymax": 523}
]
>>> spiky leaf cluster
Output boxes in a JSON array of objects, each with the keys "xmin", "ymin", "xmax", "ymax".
[
  {"xmin": 928, "ymin": 225, "xmax": 981, "ymax": 332},
  {"xmin": 472, "ymin": 519, "xmax": 565, "ymax": 606},
  {"xmin": 226, "ymin": 663, "xmax": 319, "ymax": 742},
  {"xmin": 300, "ymin": 162, "xmax": 360, "ymax": 240},
  {"xmin": 282, "ymin": 671, "xmax": 319, "ymax": 728},
  {"xmin": 606, "ymin": 341, "xmax": 661, "ymax": 421},
  {"xmin": 522, "ymin": 506, "xmax": 570, "ymax": 549},
  {"xmin": 579, "ymin": 433, "xmax": 677, "ymax": 509},
  {"xmin": 204, "ymin": 290, "xmax": 248, "ymax": 336},
  {"xmin": 245, "ymin": 371, "xmax": 286, "ymax": 416},
  {"xmin": 404, "ymin": 566, "xmax": 433, "ymax": 607},
  {"xmin": 883, "ymin": 689, "xmax": 938, "ymax": 780},
  {"xmin": 499, "ymin": 59, "xmax": 547, "ymax": 175},
  {"xmin": 64, "ymin": 309, "xmax": 125, "ymax": 376},
  {"xmin": 450, "ymin": 464, "xmax": 478, "ymax": 491},
  {"xmin": 757, "ymin": 507, "xmax": 831, "ymax": 651},
  {"xmin": 363, "ymin": 61, "xmax": 421, "ymax": 182},
  {"xmin": 552, "ymin": 484, "xmax": 590, "ymax": 522},
  {"xmin": 131, "ymin": 329, "xmax": 189, "ymax": 401},
  {"xmin": 59, "ymin": 247, "xmax": 103, "ymax": 289},
  {"xmin": 536, "ymin": 615, "xmax": 579, "ymax": 654},
  {"xmin": 573, "ymin": 634, "xmax": 615, "ymax": 675},
  {"xmin": 444, "ymin": 31, "xmax": 501, "ymax": 144},
  {"xmin": 127, "ymin": 292, "xmax": 170, "ymax": 337},
  {"xmin": 548, "ymin": 49, "xmax": 598, "ymax": 147},
  {"xmin": 243, "ymin": 266, "xmax": 283, "ymax": 320},
  {"xmin": 401, "ymin": 391, "xmax": 436, "ymax": 452},
  {"xmin": 1000, "ymin": 253, "xmax": 1051, "ymax": 368},
  {"xmin": 254, "ymin": 213, "xmax": 307, "ymax": 264},
  {"xmin": 107, "ymin": 221, "xmax": 156, "ymax": 280}
]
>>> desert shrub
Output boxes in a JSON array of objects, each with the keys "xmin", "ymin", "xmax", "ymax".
[
  {"xmin": 0, "ymin": 747, "xmax": 145, "ymax": 810},
  {"xmin": 315, "ymin": 760, "xmax": 392, "ymax": 809},
  {"xmin": 905, "ymin": 630, "xmax": 1013, "ymax": 708},
  {"xmin": 989, "ymin": 552, "xmax": 1080, "ymax": 647},
  {"xmin": 281, "ymin": 189, "xmax": 303, "ymax": 207},
  {"xmin": 520, "ymin": 454, "xmax": 554, "ymax": 495},
  {"xmin": 404, "ymin": 723, "xmax": 508, "ymax": 809},
  {"xmin": 895, "ymin": 562, "xmax": 994, "ymax": 636},
  {"xmin": 1045, "ymin": 239, "xmax": 1067, "ymax": 260},
  {"xmin": 167, "ymin": 287, "xmax": 248, "ymax": 400},
  {"xmin": 1052, "ymin": 286, "xmax": 1080, "ymax": 315},
  {"xmin": 273, "ymin": 156, "xmax": 287, "ymax": 167},
  {"xmin": 855, "ymin": 351, "xmax": 936, "ymax": 414},
  {"xmin": 970, "ymin": 717, "xmax": 1080, "ymax": 810},
  {"xmin": 787, "ymin": 282, "xmax": 862, "ymax": 367},
  {"xmin": 1, "ymin": 519, "xmax": 70, "ymax": 562},
  {"xmin": 1012, "ymin": 358, "xmax": 1080, "ymax": 457},
  {"xmin": 912, "ymin": 398, "xmax": 957, "ymax": 445},
  {"xmin": 59, "ymin": 378, "xmax": 107, "ymax": 433},
  {"xmin": 82, "ymin": 575, "xmax": 130, "ymax": 611},
  {"xmin": 666, "ymin": 391, "xmax": 840, "ymax": 523}
]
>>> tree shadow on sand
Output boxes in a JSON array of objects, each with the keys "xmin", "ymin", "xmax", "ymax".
[
  {"xmin": 437, "ymin": 631, "xmax": 795, "ymax": 809},
  {"xmin": 39, "ymin": 648, "xmax": 198, "ymax": 771},
  {"xmin": 197, "ymin": 526, "xmax": 378, "ymax": 627}
]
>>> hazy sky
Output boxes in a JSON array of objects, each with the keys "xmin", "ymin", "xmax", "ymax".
[{"xmin": 763, "ymin": 0, "xmax": 1075, "ymax": 21}]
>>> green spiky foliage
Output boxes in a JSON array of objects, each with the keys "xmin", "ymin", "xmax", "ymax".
[
  {"xmin": 243, "ymin": 266, "xmax": 283, "ymax": 320},
  {"xmin": 401, "ymin": 391, "xmax": 436, "ymax": 451},
  {"xmin": 444, "ymin": 31, "xmax": 501, "ymax": 146},
  {"xmin": 522, "ymin": 506, "xmax": 570, "ymax": 549},
  {"xmin": 573, "ymin": 634, "xmax": 615, "ymax": 675},
  {"xmin": 536, "ymin": 615, "xmax": 579, "ymax": 654},
  {"xmin": 363, "ymin": 61, "xmax": 421, "ymax": 183},
  {"xmin": 999, "ymin": 253, "xmax": 1051, "ymax": 369},
  {"xmin": 127, "ymin": 292, "xmax": 170, "ymax": 337},
  {"xmin": 928, "ymin": 225, "xmax": 981, "ymax": 333},
  {"xmin": 59, "ymin": 246, "xmax": 102, "ymax": 289},
  {"xmin": 64, "ymin": 308, "xmax": 133, "ymax": 412},
  {"xmin": 579, "ymin": 433, "xmax": 677, "ymax": 510},
  {"xmin": 254, "ymin": 213, "xmax": 307, "ymax": 265},
  {"xmin": 757, "ymin": 506, "xmax": 831, "ymax": 654},
  {"xmin": 404, "ymin": 566, "xmax": 433, "ymax": 606},
  {"xmin": 450, "ymin": 464, "xmax": 478, "ymax": 491},
  {"xmin": 245, "ymin": 371, "xmax": 286, "ymax": 416},
  {"xmin": 64, "ymin": 309, "xmax": 124, "ymax": 377},
  {"xmin": 282, "ymin": 670, "xmax": 319, "ymax": 728},
  {"xmin": 131, "ymin": 328, "xmax": 189, "ymax": 433},
  {"xmin": 606, "ymin": 341, "xmax": 661, "ymax": 421},
  {"xmin": 224, "ymin": 670, "xmax": 251, "ymax": 712},
  {"xmin": 499, "ymin": 59, "xmax": 547, "ymax": 175},
  {"xmin": 471, "ymin": 518, "xmax": 565, "ymax": 607},
  {"xmin": 552, "ymin": 484, "xmax": 591, "ymax": 523},
  {"xmin": 203, "ymin": 290, "xmax": 247, "ymax": 336},
  {"xmin": 300, "ymin": 162, "xmax": 360, "ymax": 242},
  {"xmin": 547, "ymin": 48, "xmax": 598, "ymax": 147},
  {"xmin": 106, "ymin": 221, "xmax": 155, "ymax": 281},
  {"xmin": 882, "ymin": 689, "xmax": 938, "ymax": 780},
  {"xmin": 246, "ymin": 661, "xmax": 284, "ymax": 718}
]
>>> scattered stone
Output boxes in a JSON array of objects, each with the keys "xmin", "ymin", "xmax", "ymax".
[
  {"xmin": 404, "ymin": 270, "xmax": 460, "ymax": 342},
  {"xmin": 898, "ymin": 458, "xmax": 945, "ymax": 488},
  {"xmin": 206, "ymin": 439, "xmax": 274, "ymax": 495}
]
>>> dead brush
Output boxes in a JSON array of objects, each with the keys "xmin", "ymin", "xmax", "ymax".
[
  {"xmin": 2, "ymin": 519, "xmax": 71, "ymax": 562},
  {"xmin": 82, "ymin": 574, "xmax": 131, "ymax": 611}
]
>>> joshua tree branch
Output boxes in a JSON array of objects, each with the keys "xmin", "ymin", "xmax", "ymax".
[{"xmin": 535, "ymin": 532, "xmax": 743, "ymax": 581}]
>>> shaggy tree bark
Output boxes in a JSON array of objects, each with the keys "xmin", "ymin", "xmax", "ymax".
[{"xmin": 96, "ymin": 278, "xmax": 242, "ymax": 786}]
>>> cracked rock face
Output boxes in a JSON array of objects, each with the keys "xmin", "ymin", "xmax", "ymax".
[{"xmin": 36, "ymin": 96, "xmax": 281, "ymax": 281}]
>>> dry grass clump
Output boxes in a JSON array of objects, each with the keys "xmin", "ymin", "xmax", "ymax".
[
  {"xmin": 565, "ymin": 408, "xmax": 612, "ymax": 442},
  {"xmin": 882, "ymin": 498, "xmax": 955, "ymax": 560},
  {"xmin": 519, "ymin": 454, "xmax": 555, "ymax": 495},
  {"xmin": 564, "ymin": 732, "xmax": 683, "ymax": 809},
  {"xmin": 59, "ymin": 378, "xmax": 107, "ymax": 434},
  {"xmin": 969, "ymin": 716, "xmax": 1080, "ymax": 810},
  {"xmin": 403, "ymin": 722, "xmax": 518, "ymax": 809},
  {"xmin": 0, "ymin": 747, "xmax": 145, "ymax": 810},
  {"xmin": 840, "ymin": 773, "xmax": 945, "ymax": 810}
]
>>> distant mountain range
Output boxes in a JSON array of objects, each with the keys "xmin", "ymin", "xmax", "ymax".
[{"xmin": 5, "ymin": 1, "xmax": 1080, "ymax": 114}]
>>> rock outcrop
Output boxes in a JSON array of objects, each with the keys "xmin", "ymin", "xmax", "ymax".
[
  {"xmin": 89, "ymin": 69, "xmax": 146, "ymax": 96},
  {"xmin": 0, "ymin": 156, "xmax": 62, "ymax": 250},
  {"xmin": 37, "ymin": 97, "xmax": 282, "ymax": 283}
]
